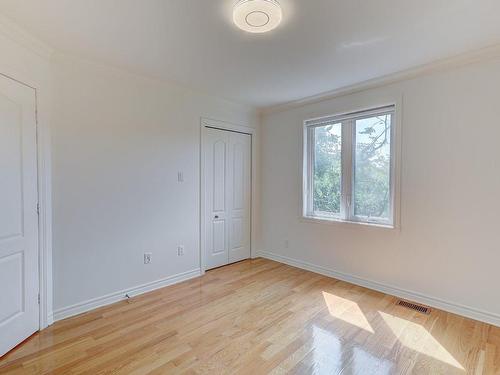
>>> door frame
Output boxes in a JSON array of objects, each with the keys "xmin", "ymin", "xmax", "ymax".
[
  {"xmin": 200, "ymin": 117, "xmax": 256, "ymax": 274},
  {"xmin": 0, "ymin": 69, "xmax": 53, "ymax": 330}
]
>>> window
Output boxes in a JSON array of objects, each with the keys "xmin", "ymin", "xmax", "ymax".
[{"xmin": 303, "ymin": 105, "xmax": 396, "ymax": 227}]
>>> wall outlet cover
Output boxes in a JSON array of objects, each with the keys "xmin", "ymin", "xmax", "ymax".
[{"xmin": 177, "ymin": 246, "xmax": 184, "ymax": 256}]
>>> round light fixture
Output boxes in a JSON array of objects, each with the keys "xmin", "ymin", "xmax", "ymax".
[{"xmin": 233, "ymin": 0, "xmax": 282, "ymax": 34}]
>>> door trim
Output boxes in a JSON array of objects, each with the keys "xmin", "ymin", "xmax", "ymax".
[
  {"xmin": 0, "ymin": 70, "xmax": 53, "ymax": 330},
  {"xmin": 200, "ymin": 118, "xmax": 256, "ymax": 274}
]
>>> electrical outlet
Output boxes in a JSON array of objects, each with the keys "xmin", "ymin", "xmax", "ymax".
[
  {"xmin": 177, "ymin": 245, "xmax": 184, "ymax": 256},
  {"xmin": 144, "ymin": 252, "xmax": 152, "ymax": 264},
  {"xmin": 284, "ymin": 240, "xmax": 289, "ymax": 249},
  {"xmin": 177, "ymin": 171, "xmax": 184, "ymax": 183}
]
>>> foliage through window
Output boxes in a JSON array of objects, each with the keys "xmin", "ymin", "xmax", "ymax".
[
  {"xmin": 313, "ymin": 123, "xmax": 342, "ymax": 215},
  {"xmin": 304, "ymin": 106, "xmax": 395, "ymax": 226}
]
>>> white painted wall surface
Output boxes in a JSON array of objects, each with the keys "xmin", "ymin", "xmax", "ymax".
[
  {"xmin": 260, "ymin": 56, "xmax": 500, "ymax": 324},
  {"xmin": 51, "ymin": 54, "xmax": 259, "ymax": 316}
]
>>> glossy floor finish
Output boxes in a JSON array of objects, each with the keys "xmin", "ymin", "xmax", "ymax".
[{"xmin": 1, "ymin": 259, "xmax": 499, "ymax": 374}]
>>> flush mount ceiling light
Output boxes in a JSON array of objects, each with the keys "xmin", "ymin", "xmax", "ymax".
[{"xmin": 233, "ymin": 0, "xmax": 282, "ymax": 34}]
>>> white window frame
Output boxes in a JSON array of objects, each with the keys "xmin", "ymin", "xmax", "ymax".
[{"xmin": 302, "ymin": 105, "xmax": 399, "ymax": 228}]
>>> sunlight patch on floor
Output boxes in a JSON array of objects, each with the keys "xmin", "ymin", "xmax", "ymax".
[
  {"xmin": 310, "ymin": 326, "xmax": 344, "ymax": 374},
  {"xmin": 311, "ymin": 326, "xmax": 393, "ymax": 374},
  {"xmin": 379, "ymin": 311, "xmax": 464, "ymax": 370},
  {"xmin": 322, "ymin": 292, "xmax": 374, "ymax": 333},
  {"xmin": 352, "ymin": 346, "xmax": 393, "ymax": 374}
]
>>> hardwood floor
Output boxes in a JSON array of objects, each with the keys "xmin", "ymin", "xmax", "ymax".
[{"xmin": 1, "ymin": 258, "xmax": 499, "ymax": 374}]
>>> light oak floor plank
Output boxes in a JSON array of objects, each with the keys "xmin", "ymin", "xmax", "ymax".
[{"xmin": 1, "ymin": 258, "xmax": 499, "ymax": 374}]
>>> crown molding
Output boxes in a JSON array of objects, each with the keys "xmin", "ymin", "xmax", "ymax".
[
  {"xmin": 261, "ymin": 43, "xmax": 500, "ymax": 116},
  {"xmin": 0, "ymin": 14, "xmax": 54, "ymax": 60}
]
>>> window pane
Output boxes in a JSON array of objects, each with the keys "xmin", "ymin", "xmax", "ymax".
[
  {"xmin": 313, "ymin": 123, "xmax": 342, "ymax": 215},
  {"xmin": 354, "ymin": 114, "xmax": 392, "ymax": 220}
]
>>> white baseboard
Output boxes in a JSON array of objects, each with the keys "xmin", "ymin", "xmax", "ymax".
[
  {"xmin": 257, "ymin": 250, "xmax": 500, "ymax": 328},
  {"xmin": 53, "ymin": 268, "xmax": 201, "ymax": 321}
]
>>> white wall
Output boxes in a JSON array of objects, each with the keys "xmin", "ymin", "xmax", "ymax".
[
  {"xmin": 51, "ymin": 53, "xmax": 259, "ymax": 316},
  {"xmin": 260, "ymin": 55, "xmax": 500, "ymax": 325},
  {"xmin": 0, "ymin": 20, "xmax": 53, "ymax": 328}
]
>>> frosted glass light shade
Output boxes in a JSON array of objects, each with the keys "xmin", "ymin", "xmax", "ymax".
[{"xmin": 233, "ymin": 0, "xmax": 282, "ymax": 34}]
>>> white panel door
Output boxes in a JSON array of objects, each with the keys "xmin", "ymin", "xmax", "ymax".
[
  {"xmin": 227, "ymin": 132, "xmax": 251, "ymax": 264},
  {"xmin": 0, "ymin": 75, "xmax": 39, "ymax": 356},
  {"xmin": 204, "ymin": 128, "xmax": 230, "ymax": 269},
  {"xmin": 204, "ymin": 127, "xmax": 251, "ymax": 270}
]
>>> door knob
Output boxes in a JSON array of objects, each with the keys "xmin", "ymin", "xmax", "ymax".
[{"xmin": 214, "ymin": 215, "xmax": 219, "ymax": 219}]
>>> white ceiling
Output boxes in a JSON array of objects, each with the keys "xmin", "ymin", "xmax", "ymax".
[{"xmin": 1, "ymin": 0, "xmax": 500, "ymax": 109}]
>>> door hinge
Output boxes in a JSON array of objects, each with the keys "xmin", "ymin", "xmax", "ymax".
[
  {"xmin": 36, "ymin": 203, "xmax": 40, "ymax": 215},
  {"xmin": 38, "ymin": 293, "xmax": 40, "ymax": 304}
]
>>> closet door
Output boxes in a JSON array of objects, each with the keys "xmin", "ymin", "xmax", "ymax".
[
  {"xmin": 204, "ymin": 128, "xmax": 230, "ymax": 269},
  {"xmin": 203, "ymin": 127, "xmax": 251, "ymax": 270},
  {"xmin": 227, "ymin": 132, "xmax": 251, "ymax": 264}
]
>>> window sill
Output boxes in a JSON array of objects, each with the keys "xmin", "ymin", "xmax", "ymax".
[{"xmin": 301, "ymin": 215, "xmax": 398, "ymax": 230}]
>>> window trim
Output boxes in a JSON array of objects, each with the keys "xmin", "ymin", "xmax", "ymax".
[{"xmin": 302, "ymin": 104, "xmax": 400, "ymax": 229}]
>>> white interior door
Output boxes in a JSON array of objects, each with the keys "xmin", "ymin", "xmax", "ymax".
[
  {"xmin": 204, "ymin": 127, "xmax": 251, "ymax": 270},
  {"xmin": 0, "ymin": 75, "xmax": 39, "ymax": 356},
  {"xmin": 227, "ymin": 132, "xmax": 251, "ymax": 264}
]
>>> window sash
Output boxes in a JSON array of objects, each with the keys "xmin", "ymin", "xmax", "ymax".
[
  {"xmin": 304, "ymin": 105, "xmax": 395, "ymax": 128},
  {"xmin": 304, "ymin": 106, "xmax": 395, "ymax": 226}
]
